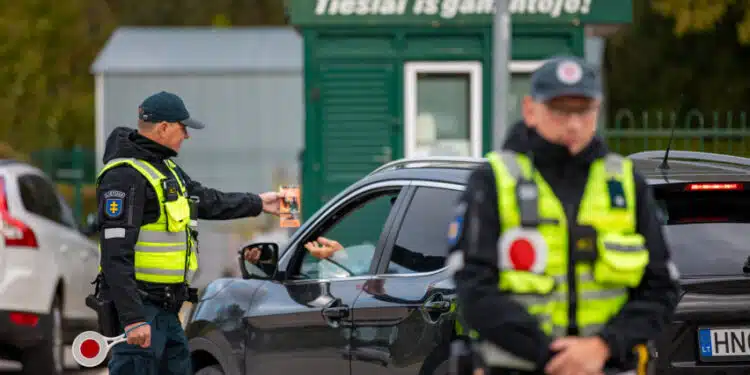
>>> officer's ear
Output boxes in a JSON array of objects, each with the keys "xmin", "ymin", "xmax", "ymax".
[{"xmin": 157, "ymin": 121, "xmax": 171, "ymax": 134}]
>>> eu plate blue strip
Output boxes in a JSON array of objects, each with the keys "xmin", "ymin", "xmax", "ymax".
[{"xmin": 699, "ymin": 329, "xmax": 713, "ymax": 356}]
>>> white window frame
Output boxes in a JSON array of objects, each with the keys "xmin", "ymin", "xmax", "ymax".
[
  {"xmin": 404, "ymin": 61, "xmax": 483, "ymax": 158},
  {"xmin": 509, "ymin": 60, "xmax": 545, "ymax": 73}
]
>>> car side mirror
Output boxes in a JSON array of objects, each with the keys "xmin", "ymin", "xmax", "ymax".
[
  {"xmin": 81, "ymin": 213, "xmax": 99, "ymax": 236},
  {"xmin": 238, "ymin": 242, "xmax": 279, "ymax": 280}
]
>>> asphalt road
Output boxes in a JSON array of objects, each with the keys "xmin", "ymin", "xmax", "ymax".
[{"xmin": 0, "ymin": 348, "xmax": 108, "ymax": 374}]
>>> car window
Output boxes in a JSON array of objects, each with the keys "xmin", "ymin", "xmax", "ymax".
[
  {"xmin": 58, "ymin": 196, "xmax": 78, "ymax": 229},
  {"xmin": 295, "ymin": 188, "xmax": 402, "ymax": 280},
  {"xmin": 656, "ymin": 188, "xmax": 750, "ymax": 277},
  {"xmin": 383, "ymin": 187, "xmax": 461, "ymax": 275},
  {"xmin": 18, "ymin": 174, "xmax": 63, "ymax": 225}
]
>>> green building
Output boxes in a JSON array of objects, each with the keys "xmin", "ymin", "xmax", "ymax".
[{"xmin": 288, "ymin": 0, "xmax": 633, "ymax": 217}]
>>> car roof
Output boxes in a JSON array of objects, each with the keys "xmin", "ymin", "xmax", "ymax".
[
  {"xmin": 357, "ymin": 151, "xmax": 750, "ymax": 190},
  {"xmin": 0, "ymin": 159, "xmax": 24, "ymax": 167}
]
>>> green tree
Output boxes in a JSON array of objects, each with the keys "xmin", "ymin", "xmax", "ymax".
[
  {"xmin": 605, "ymin": 0, "xmax": 750, "ymax": 127},
  {"xmin": 0, "ymin": 0, "xmax": 115, "ymax": 153},
  {"xmin": 104, "ymin": 0, "xmax": 287, "ymax": 26},
  {"xmin": 652, "ymin": 0, "xmax": 750, "ymax": 44}
]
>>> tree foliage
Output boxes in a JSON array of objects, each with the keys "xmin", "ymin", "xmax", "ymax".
[
  {"xmin": 0, "ymin": 0, "xmax": 287, "ymax": 156},
  {"xmin": 105, "ymin": 0, "xmax": 287, "ymax": 27},
  {"xmin": 652, "ymin": 0, "xmax": 750, "ymax": 44},
  {"xmin": 605, "ymin": 0, "xmax": 750, "ymax": 128},
  {"xmin": 0, "ymin": 0, "xmax": 115, "ymax": 153}
]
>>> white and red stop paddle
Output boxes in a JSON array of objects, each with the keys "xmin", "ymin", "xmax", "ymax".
[{"xmin": 71, "ymin": 330, "xmax": 126, "ymax": 367}]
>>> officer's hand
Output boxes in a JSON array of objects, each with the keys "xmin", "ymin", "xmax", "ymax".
[
  {"xmin": 545, "ymin": 337, "xmax": 609, "ymax": 375},
  {"xmin": 124, "ymin": 322, "xmax": 151, "ymax": 348},
  {"xmin": 244, "ymin": 247, "xmax": 261, "ymax": 263},
  {"xmin": 259, "ymin": 192, "xmax": 286, "ymax": 216}
]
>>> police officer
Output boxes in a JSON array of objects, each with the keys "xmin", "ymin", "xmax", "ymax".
[
  {"xmin": 450, "ymin": 57, "xmax": 681, "ymax": 375},
  {"xmin": 95, "ymin": 91, "xmax": 286, "ymax": 375}
]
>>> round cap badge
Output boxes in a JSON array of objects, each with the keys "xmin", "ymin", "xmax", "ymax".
[{"xmin": 556, "ymin": 61, "xmax": 583, "ymax": 85}]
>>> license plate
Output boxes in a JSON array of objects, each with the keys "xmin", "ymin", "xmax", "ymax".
[{"xmin": 698, "ymin": 327, "xmax": 750, "ymax": 361}]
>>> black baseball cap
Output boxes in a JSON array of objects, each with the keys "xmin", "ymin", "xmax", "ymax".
[
  {"xmin": 530, "ymin": 56, "xmax": 602, "ymax": 103},
  {"xmin": 138, "ymin": 91, "xmax": 206, "ymax": 129}
]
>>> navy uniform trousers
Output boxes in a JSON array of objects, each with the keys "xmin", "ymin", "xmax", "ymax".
[{"xmin": 108, "ymin": 302, "xmax": 191, "ymax": 375}]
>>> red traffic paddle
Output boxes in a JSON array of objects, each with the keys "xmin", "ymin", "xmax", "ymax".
[{"xmin": 71, "ymin": 330, "xmax": 127, "ymax": 367}]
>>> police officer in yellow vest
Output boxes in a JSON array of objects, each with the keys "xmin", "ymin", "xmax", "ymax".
[
  {"xmin": 94, "ymin": 91, "xmax": 286, "ymax": 375},
  {"xmin": 450, "ymin": 57, "xmax": 681, "ymax": 375}
]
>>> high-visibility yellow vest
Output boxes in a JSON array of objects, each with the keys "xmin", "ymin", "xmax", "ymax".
[
  {"xmin": 486, "ymin": 150, "xmax": 649, "ymax": 338},
  {"xmin": 97, "ymin": 158, "xmax": 198, "ymax": 284}
]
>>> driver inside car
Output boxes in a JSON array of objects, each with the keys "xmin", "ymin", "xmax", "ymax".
[
  {"xmin": 245, "ymin": 234, "xmax": 445, "ymax": 277},
  {"xmin": 244, "ymin": 195, "xmax": 446, "ymax": 277}
]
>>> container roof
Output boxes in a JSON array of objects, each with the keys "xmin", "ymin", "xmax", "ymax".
[{"xmin": 91, "ymin": 26, "xmax": 302, "ymax": 74}]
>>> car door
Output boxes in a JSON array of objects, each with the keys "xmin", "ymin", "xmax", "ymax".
[
  {"xmin": 351, "ymin": 183, "xmax": 463, "ymax": 375},
  {"xmin": 54, "ymin": 192, "xmax": 99, "ymax": 322},
  {"xmin": 15, "ymin": 173, "xmax": 83, "ymax": 316},
  {"xmin": 243, "ymin": 182, "xmax": 409, "ymax": 375}
]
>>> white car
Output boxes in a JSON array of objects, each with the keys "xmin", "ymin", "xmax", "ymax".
[{"xmin": 0, "ymin": 159, "xmax": 99, "ymax": 374}]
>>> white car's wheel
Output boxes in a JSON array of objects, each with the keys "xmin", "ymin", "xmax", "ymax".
[{"xmin": 20, "ymin": 295, "xmax": 64, "ymax": 375}]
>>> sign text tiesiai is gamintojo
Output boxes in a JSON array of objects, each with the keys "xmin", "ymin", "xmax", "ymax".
[{"xmin": 314, "ymin": 0, "xmax": 595, "ymax": 19}]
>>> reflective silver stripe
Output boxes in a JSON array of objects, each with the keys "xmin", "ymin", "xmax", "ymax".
[
  {"xmin": 135, "ymin": 268, "xmax": 196, "ymax": 279},
  {"xmin": 135, "ymin": 267, "xmax": 184, "ymax": 276},
  {"xmin": 476, "ymin": 340, "xmax": 536, "ymax": 370},
  {"xmin": 499, "ymin": 151, "xmax": 524, "ymax": 179},
  {"xmin": 553, "ymin": 272, "xmax": 594, "ymax": 284},
  {"xmin": 137, "ymin": 229, "xmax": 188, "ymax": 244},
  {"xmin": 134, "ymin": 243, "xmax": 185, "ymax": 252},
  {"xmin": 603, "ymin": 242, "xmax": 645, "ymax": 252},
  {"xmin": 583, "ymin": 288, "xmax": 627, "ymax": 299},
  {"xmin": 604, "ymin": 153, "xmax": 624, "ymax": 175},
  {"xmin": 105, "ymin": 157, "xmax": 163, "ymax": 181},
  {"xmin": 498, "ymin": 151, "xmax": 539, "ymax": 226},
  {"xmin": 511, "ymin": 294, "xmax": 555, "ymax": 305},
  {"xmin": 510, "ymin": 288, "xmax": 625, "ymax": 305}
]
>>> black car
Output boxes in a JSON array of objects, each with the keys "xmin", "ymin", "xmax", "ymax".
[{"xmin": 185, "ymin": 151, "xmax": 750, "ymax": 375}]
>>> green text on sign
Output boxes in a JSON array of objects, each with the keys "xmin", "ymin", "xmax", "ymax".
[{"xmin": 289, "ymin": 0, "xmax": 633, "ymax": 26}]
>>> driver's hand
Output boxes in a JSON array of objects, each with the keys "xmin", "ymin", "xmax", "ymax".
[
  {"xmin": 304, "ymin": 237, "xmax": 342, "ymax": 259},
  {"xmin": 317, "ymin": 237, "xmax": 343, "ymax": 251},
  {"xmin": 244, "ymin": 247, "xmax": 261, "ymax": 263}
]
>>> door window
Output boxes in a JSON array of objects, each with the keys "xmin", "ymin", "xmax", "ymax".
[
  {"xmin": 384, "ymin": 187, "xmax": 461, "ymax": 275},
  {"xmin": 405, "ymin": 62, "xmax": 482, "ymax": 158},
  {"xmin": 293, "ymin": 188, "xmax": 402, "ymax": 280},
  {"xmin": 18, "ymin": 174, "xmax": 63, "ymax": 225}
]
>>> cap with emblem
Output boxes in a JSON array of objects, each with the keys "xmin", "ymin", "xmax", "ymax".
[
  {"xmin": 138, "ymin": 91, "xmax": 205, "ymax": 129},
  {"xmin": 530, "ymin": 56, "xmax": 602, "ymax": 103}
]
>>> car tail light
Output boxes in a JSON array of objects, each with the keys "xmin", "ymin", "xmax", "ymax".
[
  {"xmin": 685, "ymin": 183, "xmax": 744, "ymax": 191},
  {"xmin": 0, "ymin": 177, "xmax": 38, "ymax": 248},
  {"xmin": 9, "ymin": 312, "xmax": 39, "ymax": 326}
]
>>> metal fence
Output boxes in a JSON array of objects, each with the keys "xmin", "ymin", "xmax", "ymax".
[{"xmin": 604, "ymin": 109, "xmax": 750, "ymax": 157}]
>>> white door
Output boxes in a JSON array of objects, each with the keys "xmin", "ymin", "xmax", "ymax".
[
  {"xmin": 56, "ymin": 196, "xmax": 99, "ymax": 320},
  {"xmin": 404, "ymin": 61, "xmax": 483, "ymax": 159}
]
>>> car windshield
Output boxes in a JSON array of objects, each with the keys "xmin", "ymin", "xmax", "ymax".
[{"xmin": 656, "ymin": 189, "xmax": 750, "ymax": 277}]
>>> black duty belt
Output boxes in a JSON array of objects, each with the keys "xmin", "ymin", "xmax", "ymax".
[{"xmin": 136, "ymin": 282, "xmax": 198, "ymax": 312}]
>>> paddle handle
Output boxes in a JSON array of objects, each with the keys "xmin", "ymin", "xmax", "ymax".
[
  {"xmin": 104, "ymin": 321, "xmax": 149, "ymax": 350},
  {"xmin": 105, "ymin": 334, "xmax": 128, "ymax": 349}
]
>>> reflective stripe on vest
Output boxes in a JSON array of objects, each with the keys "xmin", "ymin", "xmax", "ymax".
[
  {"xmin": 96, "ymin": 157, "xmax": 198, "ymax": 284},
  {"xmin": 485, "ymin": 150, "xmax": 648, "ymax": 344}
]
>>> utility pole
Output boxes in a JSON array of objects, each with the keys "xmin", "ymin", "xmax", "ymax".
[{"xmin": 492, "ymin": 0, "xmax": 511, "ymax": 150}]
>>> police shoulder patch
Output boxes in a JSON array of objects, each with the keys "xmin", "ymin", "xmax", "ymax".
[
  {"xmin": 447, "ymin": 202, "xmax": 467, "ymax": 245},
  {"xmin": 103, "ymin": 190, "xmax": 126, "ymax": 218}
]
